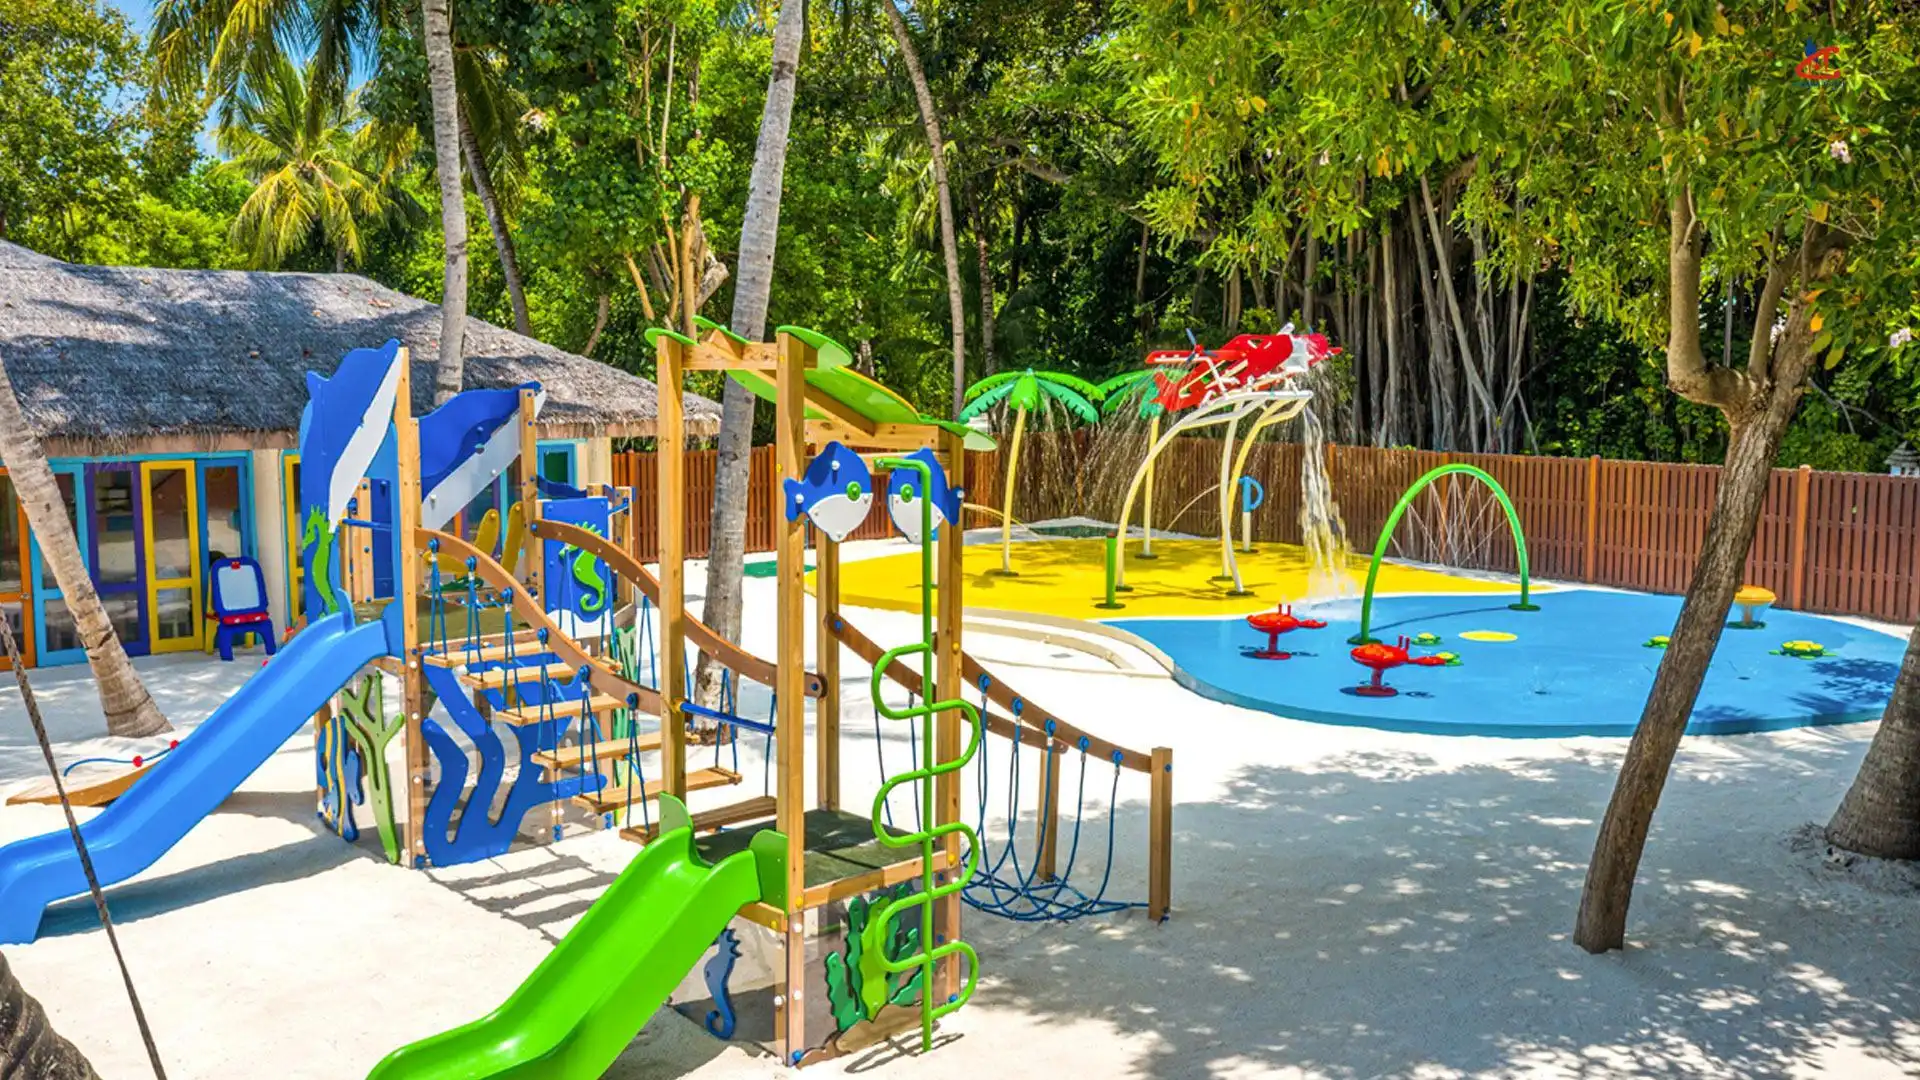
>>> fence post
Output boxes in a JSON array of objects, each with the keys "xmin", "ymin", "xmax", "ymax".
[
  {"xmin": 1789, "ymin": 463, "xmax": 1812, "ymax": 610},
  {"xmin": 1584, "ymin": 455, "xmax": 1600, "ymax": 583}
]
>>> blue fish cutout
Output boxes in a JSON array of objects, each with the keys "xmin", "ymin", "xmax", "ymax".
[
  {"xmin": 418, "ymin": 384, "xmax": 545, "ymax": 531},
  {"xmin": 784, "ymin": 442, "xmax": 874, "ymax": 542},
  {"xmin": 299, "ymin": 340, "xmax": 403, "ymax": 529},
  {"xmin": 886, "ymin": 449, "xmax": 960, "ymax": 544}
]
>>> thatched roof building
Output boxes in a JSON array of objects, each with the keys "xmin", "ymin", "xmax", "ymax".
[{"xmin": 0, "ymin": 248, "xmax": 719, "ymax": 456}]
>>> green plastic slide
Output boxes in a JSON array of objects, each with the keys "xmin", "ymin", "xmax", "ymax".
[{"xmin": 368, "ymin": 802, "xmax": 784, "ymax": 1079}]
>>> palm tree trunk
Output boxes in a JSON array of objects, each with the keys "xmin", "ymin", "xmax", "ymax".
[
  {"xmin": 460, "ymin": 106, "xmax": 531, "ymax": 337},
  {"xmin": 422, "ymin": 0, "xmax": 468, "ymax": 404},
  {"xmin": 0, "ymin": 951, "xmax": 100, "ymax": 1079},
  {"xmin": 1826, "ymin": 622, "xmax": 1920, "ymax": 859},
  {"xmin": 693, "ymin": 0, "xmax": 804, "ymax": 707},
  {"xmin": 995, "ymin": 406, "xmax": 1027, "ymax": 574},
  {"xmin": 881, "ymin": 2, "xmax": 967, "ymax": 418},
  {"xmin": 0, "ymin": 355, "xmax": 169, "ymax": 738}
]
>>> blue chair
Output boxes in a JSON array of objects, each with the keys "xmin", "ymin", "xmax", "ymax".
[{"xmin": 209, "ymin": 556, "xmax": 277, "ymax": 662}]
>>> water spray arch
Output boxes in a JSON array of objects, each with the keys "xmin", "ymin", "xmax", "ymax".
[{"xmin": 1349, "ymin": 463, "xmax": 1537, "ymax": 644}]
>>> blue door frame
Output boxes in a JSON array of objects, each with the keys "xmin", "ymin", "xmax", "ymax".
[{"xmin": 27, "ymin": 452, "xmax": 255, "ymax": 668}]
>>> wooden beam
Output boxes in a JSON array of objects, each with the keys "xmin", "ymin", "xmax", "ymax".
[
  {"xmin": 934, "ymin": 426, "xmax": 965, "ymax": 1002},
  {"xmin": 681, "ymin": 339, "xmax": 785, "ymax": 371},
  {"xmin": 804, "ymin": 420, "xmax": 942, "ymax": 452},
  {"xmin": 798, "ymin": 849, "xmax": 956, "ymax": 911},
  {"xmin": 774, "ymin": 329, "xmax": 811, "ymax": 1063},
  {"xmin": 392, "ymin": 348, "xmax": 429, "ymax": 869},
  {"xmin": 1148, "ymin": 746, "xmax": 1174, "ymax": 922},
  {"xmin": 657, "ymin": 334, "xmax": 689, "ymax": 800},
  {"xmin": 1036, "ymin": 744, "xmax": 1061, "ymax": 882},
  {"xmin": 801, "ymin": 385, "xmax": 878, "ymax": 437},
  {"xmin": 816, "ymin": 536, "xmax": 842, "ymax": 811}
]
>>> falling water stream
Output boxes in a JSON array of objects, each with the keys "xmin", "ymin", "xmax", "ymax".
[{"xmin": 1297, "ymin": 402, "xmax": 1357, "ymax": 610}]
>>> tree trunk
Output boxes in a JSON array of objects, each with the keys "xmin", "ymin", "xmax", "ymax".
[
  {"xmin": 460, "ymin": 106, "xmax": 531, "ymax": 337},
  {"xmin": 975, "ymin": 215, "xmax": 998, "ymax": 376},
  {"xmin": 881, "ymin": 2, "xmax": 967, "ymax": 418},
  {"xmin": 1573, "ymin": 211, "xmax": 1835, "ymax": 950},
  {"xmin": 0, "ymin": 951, "xmax": 100, "ymax": 1079},
  {"xmin": 0, "ymin": 355, "xmax": 169, "ymax": 738},
  {"xmin": 580, "ymin": 287, "xmax": 611, "ymax": 358},
  {"xmin": 692, "ymin": 0, "xmax": 804, "ymax": 707},
  {"xmin": 1826, "ymin": 622, "xmax": 1920, "ymax": 859},
  {"xmin": 1133, "ymin": 221, "xmax": 1150, "ymax": 338},
  {"xmin": 422, "ymin": 0, "xmax": 468, "ymax": 404}
]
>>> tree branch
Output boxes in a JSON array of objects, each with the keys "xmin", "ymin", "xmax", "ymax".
[{"xmin": 1664, "ymin": 187, "xmax": 1746, "ymax": 410}]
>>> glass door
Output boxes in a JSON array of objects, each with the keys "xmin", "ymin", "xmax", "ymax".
[
  {"xmin": 142, "ymin": 460, "xmax": 202, "ymax": 653},
  {"xmin": 0, "ymin": 470, "xmax": 30, "ymax": 669},
  {"xmin": 88, "ymin": 462, "xmax": 148, "ymax": 657}
]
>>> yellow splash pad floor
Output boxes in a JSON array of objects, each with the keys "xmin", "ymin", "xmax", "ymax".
[{"xmin": 830, "ymin": 538, "xmax": 1529, "ymax": 621}]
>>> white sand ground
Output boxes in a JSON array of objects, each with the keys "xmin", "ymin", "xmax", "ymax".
[{"xmin": 2, "ymin": 542, "xmax": 1917, "ymax": 1080}]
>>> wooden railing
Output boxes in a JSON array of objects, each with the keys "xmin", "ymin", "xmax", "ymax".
[
  {"xmin": 829, "ymin": 612, "xmax": 1173, "ymax": 922},
  {"xmin": 413, "ymin": 527, "xmax": 663, "ymax": 714},
  {"xmin": 528, "ymin": 518, "xmax": 824, "ymax": 698}
]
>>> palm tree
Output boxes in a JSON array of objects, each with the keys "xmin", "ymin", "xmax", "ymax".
[
  {"xmin": 421, "ymin": 0, "xmax": 467, "ymax": 404},
  {"xmin": 693, "ymin": 0, "xmax": 807, "ymax": 709},
  {"xmin": 1826, "ymin": 624, "xmax": 1920, "ymax": 858},
  {"xmin": 216, "ymin": 57, "xmax": 418, "ymax": 270},
  {"xmin": 0, "ymin": 352, "xmax": 170, "ymax": 738},
  {"xmin": 0, "ymin": 950, "xmax": 100, "ymax": 1078},
  {"xmin": 960, "ymin": 369, "xmax": 1101, "ymax": 574},
  {"xmin": 878, "ymin": 1, "xmax": 967, "ymax": 418},
  {"xmin": 154, "ymin": 0, "xmax": 531, "ymax": 344}
]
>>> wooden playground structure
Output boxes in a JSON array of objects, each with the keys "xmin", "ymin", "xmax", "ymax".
[{"xmin": 288, "ymin": 327, "xmax": 1177, "ymax": 1068}]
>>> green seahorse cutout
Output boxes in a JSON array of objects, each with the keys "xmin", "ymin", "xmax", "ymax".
[
  {"xmin": 300, "ymin": 506, "xmax": 340, "ymax": 616},
  {"xmin": 563, "ymin": 523, "xmax": 609, "ymax": 616},
  {"xmin": 337, "ymin": 674, "xmax": 406, "ymax": 863}
]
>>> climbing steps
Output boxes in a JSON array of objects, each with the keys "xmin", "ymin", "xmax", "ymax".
[{"xmin": 574, "ymin": 767, "xmax": 742, "ymax": 815}]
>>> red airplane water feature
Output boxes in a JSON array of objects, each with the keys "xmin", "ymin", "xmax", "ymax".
[
  {"xmin": 1144, "ymin": 331, "xmax": 1339, "ymax": 414},
  {"xmin": 1348, "ymin": 635, "xmax": 1451, "ymax": 696},
  {"xmin": 1245, "ymin": 603, "xmax": 1327, "ymax": 660}
]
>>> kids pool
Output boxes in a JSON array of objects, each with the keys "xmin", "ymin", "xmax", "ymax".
[{"xmin": 1108, "ymin": 588, "xmax": 1904, "ymax": 737}]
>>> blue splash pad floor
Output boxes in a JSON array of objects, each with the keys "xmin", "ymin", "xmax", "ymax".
[{"xmin": 1108, "ymin": 589, "xmax": 1904, "ymax": 737}]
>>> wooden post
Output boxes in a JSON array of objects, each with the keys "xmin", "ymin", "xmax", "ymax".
[
  {"xmin": 1148, "ymin": 746, "xmax": 1173, "ymax": 922},
  {"xmin": 815, "ymin": 535, "xmax": 841, "ymax": 811},
  {"xmin": 656, "ymin": 335, "xmax": 689, "ymax": 800},
  {"xmin": 773, "ymin": 330, "xmax": 810, "ymax": 1063},
  {"xmin": 934, "ymin": 426, "xmax": 965, "ymax": 1000},
  {"xmin": 392, "ymin": 349, "xmax": 429, "ymax": 868},
  {"xmin": 1789, "ymin": 463, "xmax": 1812, "ymax": 610},
  {"xmin": 1584, "ymin": 455, "xmax": 1600, "ymax": 583},
  {"xmin": 1035, "ymin": 741, "xmax": 1060, "ymax": 881}
]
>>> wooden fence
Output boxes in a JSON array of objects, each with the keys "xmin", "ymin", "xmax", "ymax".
[{"xmin": 613, "ymin": 438, "xmax": 1920, "ymax": 624}]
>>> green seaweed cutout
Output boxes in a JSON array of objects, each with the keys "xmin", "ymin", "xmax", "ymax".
[
  {"xmin": 824, "ymin": 883, "xmax": 925, "ymax": 1033},
  {"xmin": 337, "ymin": 674, "xmax": 408, "ymax": 863}
]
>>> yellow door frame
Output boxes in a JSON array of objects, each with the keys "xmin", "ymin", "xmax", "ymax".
[{"xmin": 140, "ymin": 460, "xmax": 203, "ymax": 653}]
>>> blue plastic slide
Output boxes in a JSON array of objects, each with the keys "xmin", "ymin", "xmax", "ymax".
[{"xmin": 0, "ymin": 609, "xmax": 395, "ymax": 944}]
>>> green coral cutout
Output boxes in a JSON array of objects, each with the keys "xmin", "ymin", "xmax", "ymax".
[
  {"xmin": 823, "ymin": 884, "xmax": 925, "ymax": 1033},
  {"xmin": 337, "ymin": 674, "xmax": 408, "ymax": 864}
]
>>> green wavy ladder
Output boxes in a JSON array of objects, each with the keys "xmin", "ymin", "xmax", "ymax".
[
  {"xmin": 1350, "ymin": 462, "xmax": 1538, "ymax": 645},
  {"xmin": 861, "ymin": 456, "xmax": 983, "ymax": 1052}
]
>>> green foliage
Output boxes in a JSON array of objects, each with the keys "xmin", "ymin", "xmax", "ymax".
[{"xmin": 217, "ymin": 56, "xmax": 420, "ymax": 269}]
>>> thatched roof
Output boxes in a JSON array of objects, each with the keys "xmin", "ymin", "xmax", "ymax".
[{"xmin": 0, "ymin": 253, "xmax": 720, "ymax": 455}]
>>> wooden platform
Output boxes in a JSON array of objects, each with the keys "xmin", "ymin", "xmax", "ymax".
[{"xmin": 695, "ymin": 807, "xmax": 949, "ymax": 912}]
